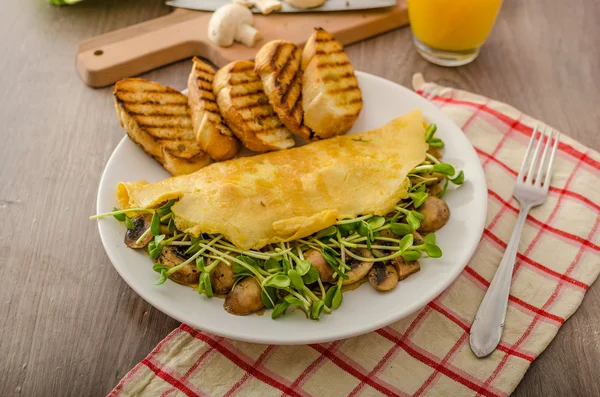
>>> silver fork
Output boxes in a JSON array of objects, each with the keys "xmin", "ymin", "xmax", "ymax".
[{"xmin": 469, "ymin": 126, "xmax": 560, "ymax": 358}]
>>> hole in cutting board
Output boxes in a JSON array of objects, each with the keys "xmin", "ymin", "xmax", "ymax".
[{"xmin": 94, "ymin": 50, "xmax": 104, "ymax": 56}]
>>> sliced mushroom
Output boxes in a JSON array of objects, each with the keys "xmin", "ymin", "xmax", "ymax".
[
  {"xmin": 417, "ymin": 196, "xmax": 450, "ymax": 234},
  {"xmin": 285, "ymin": 0, "xmax": 326, "ymax": 9},
  {"xmin": 255, "ymin": 0, "xmax": 282, "ymax": 14},
  {"xmin": 224, "ymin": 277, "xmax": 265, "ymax": 315},
  {"xmin": 391, "ymin": 257, "xmax": 421, "ymax": 280},
  {"xmin": 304, "ymin": 249, "xmax": 334, "ymax": 283},
  {"xmin": 124, "ymin": 213, "xmax": 153, "ymax": 249},
  {"xmin": 368, "ymin": 263, "xmax": 399, "ymax": 291},
  {"xmin": 157, "ymin": 246, "xmax": 200, "ymax": 286},
  {"xmin": 342, "ymin": 249, "xmax": 374, "ymax": 285},
  {"xmin": 210, "ymin": 261, "xmax": 235, "ymax": 295}
]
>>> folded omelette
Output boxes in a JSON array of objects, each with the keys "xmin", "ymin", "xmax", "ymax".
[{"xmin": 117, "ymin": 109, "xmax": 429, "ymax": 250}]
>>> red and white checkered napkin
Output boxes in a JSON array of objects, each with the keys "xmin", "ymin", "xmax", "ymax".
[{"xmin": 109, "ymin": 74, "xmax": 600, "ymax": 397}]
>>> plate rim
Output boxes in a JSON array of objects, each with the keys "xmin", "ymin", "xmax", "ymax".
[{"xmin": 96, "ymin": 70, "xmax": 488, "ymax": 345}]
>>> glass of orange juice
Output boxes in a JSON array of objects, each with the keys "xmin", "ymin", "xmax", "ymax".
[{"xmin": 408, "ymin": 0, "xmax": 503, "ymax": 66}]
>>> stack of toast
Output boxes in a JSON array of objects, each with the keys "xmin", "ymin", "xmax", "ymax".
[{"xmin": 113, "ymin": 28, "xmax": 362, "ymax": 176}]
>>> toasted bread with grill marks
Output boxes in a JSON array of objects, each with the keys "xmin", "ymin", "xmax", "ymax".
[
  {"xmin": 114, "ymin": 78, "xmax": 212, "ymax": 176},
  {"xmin": 213, "ymin": 60, "xmax": 295, "ymax": 153},
  {"xmin": 301, "ymin": 28, "xmax": 363, "ymax": 139},
  {"xmin": 188, "ymin": 58, "xmax": 240, "ymax": 161},
  {"xmin": 255, "ymin": 40, "xmax": 312, "ymax": 141}
]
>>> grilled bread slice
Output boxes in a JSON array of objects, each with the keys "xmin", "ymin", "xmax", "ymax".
[
  {"xmin": 213, "ymin": 60, "xmax": 295, "ymax": 153},
  {"xmin": 301, "ymin": 28, "xmax": 363, "ymax": 139},
  {"xmin": 114, "ymin": 78, "xmax": 212, "ymax": 176},
  {"xmin": 255, "ymin": 40, "xmax": 312, "ymax": 140},
  {"xmin": 188, "ymin": 58, "xmax": 240, "ymax": 161}
]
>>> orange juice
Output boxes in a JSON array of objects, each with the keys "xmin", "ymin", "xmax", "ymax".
[{"xmin": 409, "ymin": 0, "xmax": 502, "ymax": 56}]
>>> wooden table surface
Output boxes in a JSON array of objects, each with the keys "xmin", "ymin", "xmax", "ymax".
[{"xmin": 1, "ymin": 1, "xmax": 598, "ymax": 396}]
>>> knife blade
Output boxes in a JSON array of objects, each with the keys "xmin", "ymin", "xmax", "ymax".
[{"xmin": 165, "ymin": 0, "xmax": 397, "ymax": 13}]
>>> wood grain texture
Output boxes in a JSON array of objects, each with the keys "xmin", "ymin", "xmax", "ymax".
[{"xmin": 0, "ymin": 0, "xmax": 598, "ymax": 396}]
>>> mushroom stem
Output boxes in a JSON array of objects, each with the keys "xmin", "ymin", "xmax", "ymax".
[{"xmin": 235, "ymin": 24, "xmax": 261, "ymax": 47}]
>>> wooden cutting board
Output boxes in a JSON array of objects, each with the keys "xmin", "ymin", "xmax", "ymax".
[{"xmin": 76, "ymin": 1, "xmax": 408, "ymax": 87}]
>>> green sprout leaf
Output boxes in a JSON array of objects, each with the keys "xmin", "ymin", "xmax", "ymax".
[
  {"xmin": 411, "ymin": 210, "xmax": 425, "ymax": 221},
  {"xmin": 196, "ymin": 256, "xmax": 205, "ymax": 272},
  {"xmin": 261, "ymin": 287, "xmax": 277, "ymax": 309},
  {"xmin": 332, "ymin": 282, "xmax": 343, "ymax": 309},
  {"xmin": 296, "ymin": 259, "xmax": 312, "ymax": 276},
  {"xmin": 156, "ymin": 200, "xmax": 175, "ymax": 217},
  {"xmin": 112, "ymin": 207, "xmax": 126, "ymax": 222},
  {"xmin": 152, "ymin": 263, "xmax": 168, "ymax": 273},
  {"xmin": 124, "ymin": 216, "xmax": 135, "ymax": 230},
  {"xmin": 284, "ymin": 295, "xmax": 305, "ymax": 307},
  {"xmin": 265, "ymin": 274, "xmax": 291, "ymax": 289},
  {"xmin": 432, "ymin": 163, "xmax": 455, "ymax": 176},
  {"xmin": 310, "ymin": 300, "xmax": 325, "ymax": 320},
  {"xmin": 367, "ymin": 216, "xmax": 386, "ymax": 230},
  {"xmin": 150, "ymin": 212, "xmax": 161, "ymax": 236},
  {"xmin": 401, "ymin": 250, "xmax": 421, "ymax": 262},
  {"xmin": 321, "ymin": 250, "xmax": 349, "ymax": 280},
  {"xmin": 234, "ymin": 255, "xmax": 259, "ymax": 274},
  {"xmin": 450, "ymin": 170, "xmax": 465, "ymax": 185},
  {"xmin": 424, "ymin": 243, "xmax": 442, "ymax": 258},
  {"xmin": 409, "ymin": 191, "xmax": 428, "ymax": 208},
  {"xmin": 201, "ymin": 272, "xmax": 213, "ymax": 298},
  {"xmin": 424, "ymin": 233, "xmax": 436, "ymax": 244},
  {"xmin": 440, "ymin": 178, "xmax": 450, "ymax": 198},
  {"xmin": 406, "ymin": 212, "xmax": 421, "ymax": 231},
  {"xmin": 272, "ymin": 301, "xmax": 291, "ymax": 319},
  {"xmin": 315, "ymin": 225, "xmax": 338, "ymax": 239},
  {"xmin": 301, "ymin": 266, "xmax": 319, "ymax": 285},
  {"xmin": 357, "ymin": 221, "xmax": 370, "ymax": 237},
  {"xmin": 287, "ymin": 269, "xmax": 305, "ymax": 290},
  {"xmin": 168, "ymin": 217, "xmax": 177, "ymax": 233},
  {"xmin": 338, "ymin": 220, "xmax": 358, "ymax": 236},
  {"xmin": 425, "ymin": 124, "xmax": 437, "ymax": 142},
  {"xmin": 324, "ymin": 286, "xmax": 337, "ymax": 308},
  {"xmin": 429, "ymin": 138, "xmax": 445, "ymax": 148},
  {"xmin": 156, "ymin": 269, "xmax": 168, "ymax": 285},
  {"xmin": 155, "ymin": 234, "xmax": 165, "ymax": 246},
  {"xmin": 398, "ymin": 233, "xmax": 414, "ymax": 253},
  {"xmin": 390, "ymin": 222, "xmax": 414, "ymax": 236},
  {"xmin": 263, "ymin": 258, "xmax": 280, "ymax": 271}
]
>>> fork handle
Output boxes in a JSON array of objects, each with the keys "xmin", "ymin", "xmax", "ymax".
[{"xmin": 469, "ymin": 204, "xmax": 532, "ymax": 357}]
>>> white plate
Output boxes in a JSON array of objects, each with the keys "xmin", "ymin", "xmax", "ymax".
[{"xmin": 96, "ymin": 71, "xmax": 487, "ymax": 345}]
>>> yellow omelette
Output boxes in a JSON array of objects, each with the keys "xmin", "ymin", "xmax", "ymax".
[{"xmin": 117, "ymin": 110, "xmax": 428, "ymax": 250}]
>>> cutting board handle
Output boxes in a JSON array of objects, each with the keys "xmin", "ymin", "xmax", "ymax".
[{"xmin": 76, "ymin": 9, "xmax": 216, "ymax": 88}]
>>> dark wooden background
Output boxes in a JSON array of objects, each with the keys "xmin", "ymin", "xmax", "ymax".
[{"xmin": 1, "ymin": 0, "xmax": 598, "ymax": 396}]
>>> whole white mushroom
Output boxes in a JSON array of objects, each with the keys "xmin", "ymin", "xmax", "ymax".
[{"xmin": 208, "ymin": 3, "xmax": 262, "ymax": 48}]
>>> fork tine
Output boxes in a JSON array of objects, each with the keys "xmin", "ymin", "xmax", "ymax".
[
  {"xmin": 534, "ymin": 127, "xmax": 553, "ymax": 187},
  {"xmin": 517, "ymin": 126, "xmax": 539, "ymax": 183},
  {"xmin": 543, "ymin": 131, "xmax": 560, "ymax": 190},
  {"xmin": 525, "ymin": 127, "xmax": 545, "ymax": 184}
]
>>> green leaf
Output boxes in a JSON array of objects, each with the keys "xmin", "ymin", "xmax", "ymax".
[
  {"xmin": 168, "ymin": 217, "xmax": 177, "ymax": 233},
  {"xmin": 261, "ymin": 287, "xmax": 277, "ymax": 309},
  {"xmin": 284, "ymin": 295, "xmax": 305, "ymax": 307},
  {"xmin": 287, "ymin": 270, "xmax": 305, "ymax": 290},
  {"xmin": 124, "ymin": 216, "xmax": 135, "ymax": 230},
  {"xmin": 234, "ymin": 255, "xmax": 259, "ymax": 274},
  {"xmin": 310, "ymin": 300, "xmax": 325, "ymax": 320},
  {"xmin": 296, "ymin": 259, "xmax": 312, "ymax": 276},
  {"xmin": 450, "ymin": 170, "xmax": 464, "ymax": 185},
  {"xmin": 156, "ymin": 269, "xmax": 168, "ymax": 285},
  {"xmin": 424, "ymin": 233, "xmax": 436, "ymax": 244},
  {"xmin": 263, "ymin": 258, "xmax": 280, "ymax": 271},
  {"xmin": 271, "ymin": 301, "xmax": 291, "ymax": 319},
  {"xmin": 315, "ymin": 225, "xmax": 338, "ymax": 239},
  {"xmin": 332, "ymin": 284, "xmax": 343, "ymax": 309},
  {"xmin": 265, "ymin": 274, "xmax": 291, "ymax": 289},
  {"xmin": 150, "ymin": 212, "xmax": 161, "ymax": 236},
  {"xmin": 401, "ymin": 250, "xmax": 421, "ymax": 262},
  {"xmin": 148, "ymin": 241, "xmax": 156, "ymax": 254},
  {"xmin": 424, "ymin": 243, "xmax": 442, "ymax": 258},
  {"xmin": 112, "ymin": 207, "xmax": 126, "ymax": 222},
  {"xmin": 409, "ymin": 191, "xmax": 428, "ymax": 208},
  {"xmin": 321, "ymin": 250, "xmax": 349, "ymax": 280},
  {"xmin": 428, "ymin": 138, "xmax": 445, "ymax": 148},
  {"xmin": 432, "ymin": 163, "xmax": 455, "ymax": 176},
  {"xmin": 357, "ymin": 221, "xmax": 370, "ymax": 237},
  {"xmin": 156, "ymin": 200, "xmax": 175, "ymax": 217},
  {"xmin": 440, "ymin": 178, "xmax": 450, "ymax": 198},
  {"xmin": 390, "ymin": 222, "xmax": 413, "ymax": 236},
  {"xmin": 425, "ymin": 124, "xmax": 437, "ymax": 142},
  {"xmin": 411, "ymin": 210, "xmax": 425, "ymax": 221},
  {"xmin": 406, "ymin": 212, "xmax": 421, "ymax": 231},
  {"xmin": 398, "ymin": 234, "xmax": 414, "ymax": 253},
  {"xmin": 152, "ymin": 263, "xmax": 168, "ymax": 273},
  {"xmin": 202, "ymin": 273, "xmax": 213, "ymax": 298},
  {"xmin": 197, "ymin": 278, "xmax": 205, "ymax": 295},
  {"xmin": 338, "ymin": 221, "xmax": 357, "ymax": 236},
  {"xmin": 149, "ymin": 242, "xmax": 163, "ymax": 260},
  {"xmin": 324, "ymin": 286, "xmax": 337, "ymax": 308},
  {"xmin": 367, "ymin": 216, "xmax": 386, "ymax": 230},
  {"xmin": 323, "ymin": 246, "xmax": 340, "ymax": 258},
  {"xmin": 301, "ymin": 267, "xmax": 319, "ymax": 285},
  {"xmin": 155, "ymin": 234, "xmax": 165, "ymax": 245}
]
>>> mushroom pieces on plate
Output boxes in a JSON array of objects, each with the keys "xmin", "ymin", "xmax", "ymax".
[
  {"xmin": 224, "ymin": 277, "xmax": 265, "ymax": 315},
  {"xmin": 417, "ymin": 196, "xmax": 451, "ymax": 234},
  {"xmin": 124, "ymin": 213, "xmax": 153, "ymax": 248}
]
